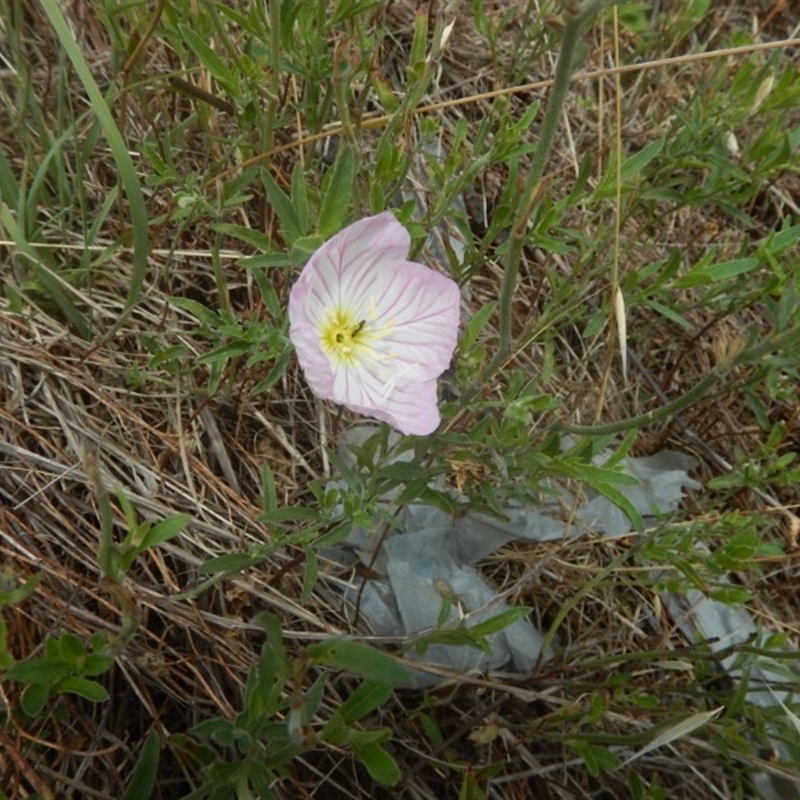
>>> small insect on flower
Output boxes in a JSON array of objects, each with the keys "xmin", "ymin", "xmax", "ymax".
[
  {"xmin": 351, "ymin": 319, "xmax": 366, "ymax": 337},
  {"xmin": 288, "ymin": 213, "xmax": 460, "ymax": 435}
]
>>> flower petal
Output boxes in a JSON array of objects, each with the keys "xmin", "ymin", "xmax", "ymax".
[
  {"xmin": 345, "ymin": 378, "xmax": 443, "ymax": 436},
  {"xmin": 364, "ymin": 259, "xmax": 460, "ymax": 383},
  {"xmin": 294, "ymin": 212, "xmax": 412, "ymax": 328}
]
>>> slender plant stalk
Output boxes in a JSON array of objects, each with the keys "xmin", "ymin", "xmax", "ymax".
[
  {"xmin": 492, "ymin": 0, "xmax": 610, "ymax": 371},
  {"xmin": 264, "ymin": 0, "xmax": 281, "ymax": 155},
  {"xmin": 562, "ymin": 323, "xmax": 800, "ymax": 436}
]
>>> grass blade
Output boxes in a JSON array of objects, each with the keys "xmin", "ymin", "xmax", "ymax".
[{"xmin": 39, "ymin": 1, "xmax": 149, "ymax": 318}]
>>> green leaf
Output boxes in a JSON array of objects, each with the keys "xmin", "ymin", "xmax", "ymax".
[
  {"xmin": 21, "ymin": 682, "xmax": 50, "ymax": 717},
  {"xmin": 459, "ymin": 768, "xmax": 488, "ymax": 800},
  {"xmin": 58, "ymin": 633, "xmax": 86, "ymax": 665},
  {"xmin": 40, "ymin": 2, "xmax": 149, "ymax": 316},
  {"xmin": 250, "ymin": 352, "xmax": 291, "ymax": 395},
  {"xmin": 764, "ymin": 221, "xmax": 800, "ymax": 255},
  {"xmin": 60, "ymin": 676, "xmax": 109, "ymax": 702},
  {"xmin": 149, "ymin": 345, "xmax": 190, "ymax": 370},
  {"xmin": 312, "ymin": 520, "xmax": 353, "ymax": 549},
  {"xmin": 353, "ymin": 741, "xmax": 400, "ymax": 786},
  {"xmin": 196, "ymin": 340, "xmax": 252, "ymax": 364},
  {"xmin": 0, "ymin": 139, "xmax": 19, "ymax": 208},
  {"xmin": 178, "ymin": 24, "xmax": 233, "ymax": 86},
  {"xmin": 557, "ymin": 461, "xmax": 641, "ymax": 487},
  {"xmin": 263, "ymin": 169, "xmax": 301, "ymax": 243},
  {"xmin": 123, "ymin": 731, "xmax": 161, "ymax": 800},
  {"xmin": 329, "ymin": 0, "xmax": 385, "ymax": 25},
  {"xmin": 307, "ymin": 639, "xmax": 408, "ymax": 684},
  {"xmin": 588, "ymin": 481, "xmax": 645, "ymax": 533},
  {"xmin": 413, "ymin": 626, "xmax": 490, "ymax": 655},
  {"xmin": 249, "ymin": 266, "xmax": 284, "ymax": 317},
  {"xmin": 260, "ymin": 463, "xmax": 278, "ymax": 516},
  {"xmin": 709, "ymin": 585, "xmax": 752, "ymax": 604},
  {"xmin": 408, "ymin": 4, "xmax": 429, "ymax": 70},
  {"xmin": 460, "ymin": 303, "xmax": 496, "ymax": 351},
  {"xmin": 302, "ymin": 674, "xmax": 328, "ymax": 725},
  {"xmin": 114, "ymin": 486, "xmax": 141, "ymax": 540},
  {"xmin": 332, "ymin": 680, "xmax": 394, "ymax": 729},
  {"xmin": 291, "ymin": 161, "xmax": 310, "ymax": 235},
  {"xmin": 212, "ymin": 223, "xmax": 273, "ymax": 250},
  {"xmin": 291, "ymin": 234, "xmax": 325, "ymax": 255},
  {"xmin": 317, "ymin": 146, "xmax": 356, "ymax": 238},
  {"xmin": 675, "ymin": 257, "xmax": 760, "ymax": 287},
  {"xmin": 419, "ymin": 713, "xmax": 444, "ymax": 746},
  {"xmin": 566, "ymin": 150, "xmax": 594, "ymax": 205},
  {"xmin": 6, "ymin": 656, "xmax": 71, "ymax": 684},
  {"xmin": 618, "ymin": 707, "xmax": 722, "ymax": 768},
  {"xmin": 199, "ymin": 551, "xmax": 267, "ymax": 575},
  {"xmin": 170, "ymin": 297, "xmax": 220, "ymax": 327},
  {"xmin": 643, "ymin": 298, "xmax": 692, "ymax": 328},
  {"xmin": 325, "ymin": 447, "xmax": 362, "ymax": 490},
  {"xmin": 190, "ymin": 717, "xmax": 238, "ymax": 745},
  {"xmin": 469, "ymin": 607, "xmax": 532, "ymax": 638},
  {"xmin": 345, "ymin": 728, "xmax": 392, "ymax": 747},
  {"xmin": 82, "ymin": 652, "xmax": 114, "ymax": 677},
  {"xmin": 240, "ymin": 252, "xmax": 293, "ymax": 269},
  {"xmin": 378, "ymin": 461, "xmax": 429, "ymax": 482},
  {"xmin": 594, "ymin": 139, "xmax": 665, "ymax": 200},
  {"xmin": 142, "ymin": 514, "xmax": 190, "ymax": 550},
  {"xmin": 571, "ymin": 740, "xmax": 621, "ymax": 776},
  {"xmin": 620, "ymin": 138, "xmax": 664, "ymax": 181},
  {"xmin": 243, "ymin": 758, "xmax": 279, "ymax": 799}
]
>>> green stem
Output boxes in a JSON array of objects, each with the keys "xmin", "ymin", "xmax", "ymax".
[
  {"xmin": 264, "ymin": 0, "xmax": 281, "ymax": 155},
  {"xmin": 562, "ymin": 324, "xmax": 800, "ymax": 436},
  {"xmin": 491, "ymin": 0, "xmax": 609, "ymax": 372}
]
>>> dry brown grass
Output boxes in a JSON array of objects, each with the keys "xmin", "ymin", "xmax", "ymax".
[{"xmin": 2, "ymin": 1, "xmax": 800, "ymax": 798}]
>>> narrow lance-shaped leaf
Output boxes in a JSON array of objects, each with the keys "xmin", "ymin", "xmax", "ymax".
[
  {"xmin": 40, "ymin": 2, "xmax": 149, "ymax": 315},
  {"xmin": 618, "ymin": 707, "xmax": 723, "ymax": 768}
]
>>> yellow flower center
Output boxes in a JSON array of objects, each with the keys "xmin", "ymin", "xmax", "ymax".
[{"xmin": 319, "ymin": 307, "xmax": 370, "ymax": 364}]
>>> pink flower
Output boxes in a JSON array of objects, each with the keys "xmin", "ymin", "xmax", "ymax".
[{"xmin": 288, "ymin": 213, "xmax": 460, "ymax": 435}]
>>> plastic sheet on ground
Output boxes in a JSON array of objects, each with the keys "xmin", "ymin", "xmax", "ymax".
[{"xmin": 326, "ymin": 430, "xmax": 702, "ymax": 685}]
